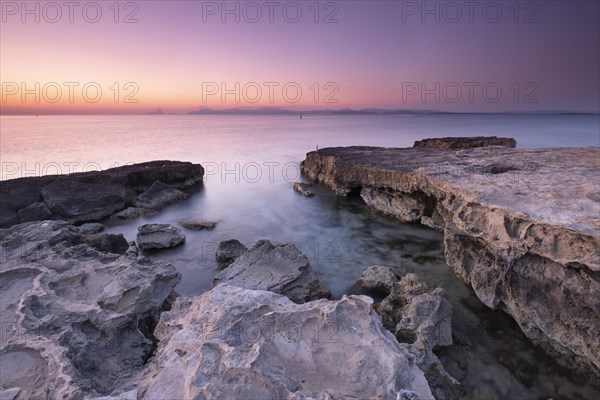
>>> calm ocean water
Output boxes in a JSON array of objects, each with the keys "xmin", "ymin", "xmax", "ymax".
[{"xmin": 1, "ymin": 113, "xmax": 599, "ymax": 399}]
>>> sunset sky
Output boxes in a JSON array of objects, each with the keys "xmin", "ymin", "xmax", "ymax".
[{"xmin": 1, "ymin": 0, "xmax": 599, "ymax": 114}]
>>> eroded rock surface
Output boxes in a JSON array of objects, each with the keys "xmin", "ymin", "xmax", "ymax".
[
  {"xmin": 0, "ymin": 161, "xmax": 203, "ymax": 228},
  {"xmin": 0, "ymin": 220, "xmax": 181, "ymax": 399},
  {"xmin": 136, "ymin": 284, "xmax": 435, "ymax": 400},
  {"xmin": 301, "ymin": 144, "xmax": 600, "ymax": 375},
  {"xmin": 214, "ymin": 240, "xmax": 331, "ymax": 303},
  {"xmin": 359, "ymin": 272, "xmax": 461, "ymax": 400}
]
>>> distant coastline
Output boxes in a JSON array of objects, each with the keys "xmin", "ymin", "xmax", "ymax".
[
  {"xmin": 185, "ymin": 107, "xmax": 599, "ymax": 116},
  {"xmin": 1, "ymin": 108, "xmax": 598, "ymax": 116}
]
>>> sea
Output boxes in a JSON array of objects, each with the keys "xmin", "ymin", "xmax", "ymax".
[{"xmin": 1, "ymin": 113, "xmax": 599, "ymax": 399}]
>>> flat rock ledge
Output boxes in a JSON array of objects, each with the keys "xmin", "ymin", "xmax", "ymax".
[
  {"xmin": 301, "ymin": 143, "xmax": 600, "ymax": 376},
  {"xmin": 0, "ymin": 161, "xmax": 204, "ymax": 228}
]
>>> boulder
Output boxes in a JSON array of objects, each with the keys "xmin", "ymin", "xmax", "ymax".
[
  {"xmin": 42, "ymin": 180, "xmax": 126, "ymax": 222},
  {"xmin": 213, "ymin": 240, "xmax": 331, "ymax": 303},
  {"xmin": 83, "ymin": 233, "xmax": 130, "ymax": 255},
  {"xmin": 413, "ymin": 136, "xmax": 516, "ymax": 149},
  {"xmin": 136, "ymin": 284, "xmax": 435, "ymax": 400},
  {"xmin": 356, "ymin": 265, "xmax": 399, "ymax": 295},
  {"xmin": 16, "ymin": 202, "xmax": 52, "ymax": 223},
  {"xmin": 136, "ymin": 224, "xmax": 186, "ymax": 250},
  {"xmin": 133, "ymin": 181, "xmax": 188, "ymax": 211},
  {"xmin": 215, "ymin": 239, "xmax": 248, "ymax": 268},
  {"xmin": 293, "ymin": 182, "xmax": 314, "ymax": 197},
  {"xmin": 178, "ymin": 219, "xmax": 217, "ymax": 230},
  {"xmin": 0, "ymin": 220, "xmax": 181, "ymax": 399}
]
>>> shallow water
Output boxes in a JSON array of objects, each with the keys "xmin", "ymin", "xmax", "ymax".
[
  {"xmin": 103, "ymin": 185, "xmax": 599, "ymax": 400},
  {"xmin": 2, "ymin": 114, "xmax": 599, "ymax": 399}
]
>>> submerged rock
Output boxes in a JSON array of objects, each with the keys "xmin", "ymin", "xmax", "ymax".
[
  {"xmin": 136, "ymin": 284, "xmax": 435, "ymax": 400},
  {"xmin": 301, "ymin": 144, "xmax": 600, "ymax": 375},
  {"xmin": 356, "ymin": 265, "xmax": 400, "ymax": 296},
  {"xmin": 178, "ymin": 219, "xmax": 217, "ymax": 230},
  {"xmin": 213, "ymin": 240, "xmax": 331, "ymax": 303},
  {"xmin": 136, "ymin": 224, "xmax": 185, "ymax": 250},
  {"xmin": 215, "ymin": 239, "xmax": 248, "ymax": 268},
  {"xmin": 293, "ymin": 182, "xmax": 315, "ymax": 197},
  {"xmin": 0, "ymin": 220, "xmax": 181, "ymax": 399}
]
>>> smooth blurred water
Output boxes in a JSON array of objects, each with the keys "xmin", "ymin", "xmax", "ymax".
[{"xmin": 1, "ymin": 113, "xmax": 599, "ymax": 399}]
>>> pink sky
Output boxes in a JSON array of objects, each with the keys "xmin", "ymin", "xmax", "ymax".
[{"xmin": 1, "ymin": 1, "xmax": 598, "ymax": 114}]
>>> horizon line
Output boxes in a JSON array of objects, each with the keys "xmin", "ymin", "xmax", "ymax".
[{"xmin": 1, "ymin": 108, "xmax": 599, "ymax": 116}]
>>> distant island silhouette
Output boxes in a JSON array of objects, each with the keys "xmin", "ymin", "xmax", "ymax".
[{"xmin": 185, "ymin": 107, "xmax": 597, "ymax": 116}]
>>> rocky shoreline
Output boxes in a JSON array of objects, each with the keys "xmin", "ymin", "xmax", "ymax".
[
  {"xmin": 300, "ymin": 138, "xmax": 600, "ymax": 377},
  {"xmin": 1, "ymin": 220, "xmax": 455, "ymax": 399},
  {"xmin": 1, "ymin": 160, "xmax": 459, "ymax": 399},
  {"xmin": 2, "ymin": 146, "xmax": 598, "ymax": 399}
]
